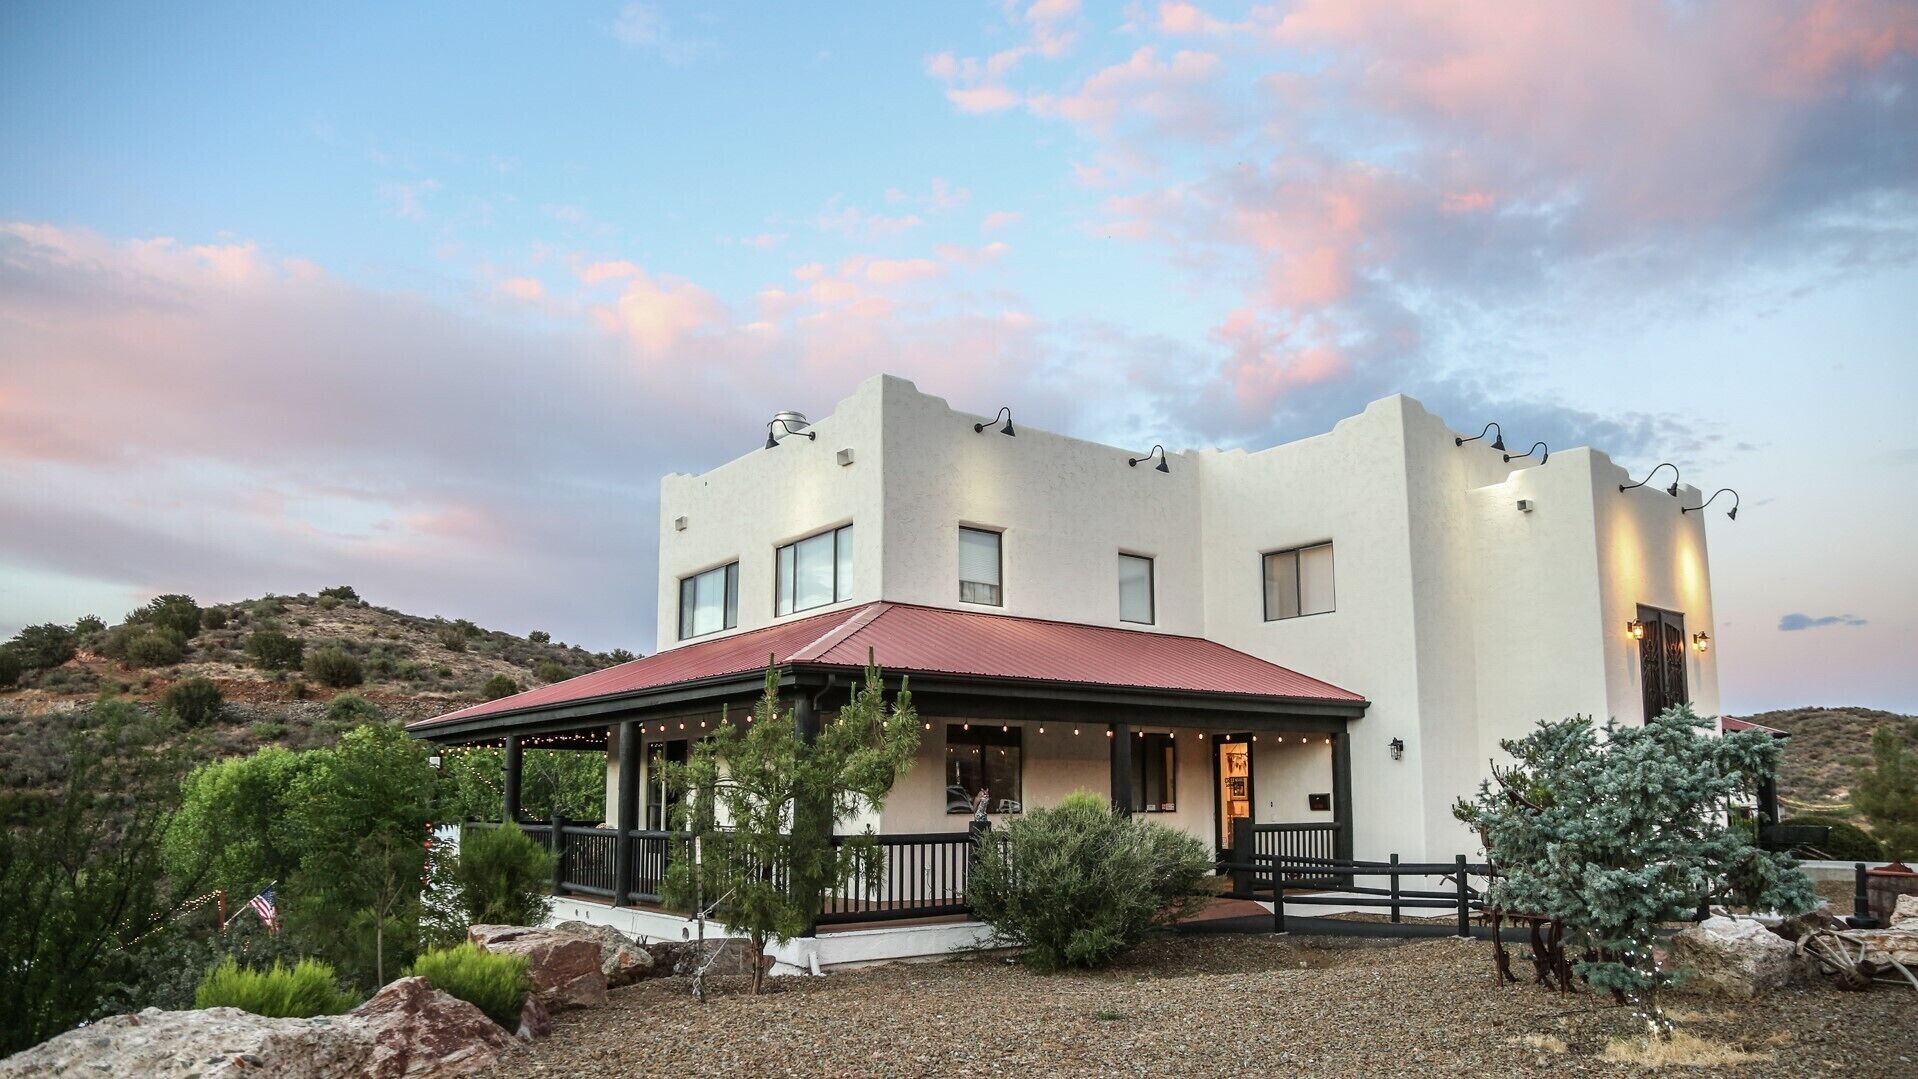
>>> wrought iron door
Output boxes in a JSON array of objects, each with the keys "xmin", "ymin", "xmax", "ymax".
[{"xmin": 1636, "ymin": 604, "xmax": 1688, "ymax": 722}]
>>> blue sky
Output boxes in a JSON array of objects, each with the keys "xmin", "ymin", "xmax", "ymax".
[{"xmin": 2, "ymin": 1, "xmax": 1915, "ymax": 713}]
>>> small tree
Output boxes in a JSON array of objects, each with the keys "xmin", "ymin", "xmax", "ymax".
[
  {"xmin": 0, "ymin": 648, "xmax": 21, "ymax": 688},
  {"xmin": 1853, "ymin": 725, "xmax": 1918, "ymax": 863},
  {"xmin": 246, "ymin": 630, "xmax": 305, "ymax": 671},
  {"xmin": 128, "ymin": 594, "xmax": 203, "ymax": 639},
  {"xmin": 481, "ymin": 674, "xmax": 519, "ymax": 700},
  {"xmin": 318, "ymin": 585, "xmax": 360, "ymax": 603},
  {"xmin": 304, "ymin": 647, "xmax": 363, "ymax": 688},
  {"xmin": 163, "ymin": 677, "xmax": 224, "ymax": 727},
  {"xmin": 7, "ymin": 624, "xmax": 76, "ymax": 670},
  {"xmin": 1454, "ymin": 705, "xmax": 1816, "ymax": 1037},
  {"xmin": 449, "ymin": 823, "xmax": 555, "ymax": 927},
  {"xmin": 527, "ymin": 630, "xmax": 550, "ymax": 644},
  {"xmin": 125, "ymin": 626, "xmax": 189, "ymax": 667},
  {"xmin": 660, "ymin": 657, "xmax": 920, "ymax": 994}
]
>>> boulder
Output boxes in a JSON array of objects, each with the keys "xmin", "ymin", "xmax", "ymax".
[
  {"xmin": 347, "ymin": 976, "xmax": 513, "ymax": 1078},
  {"xmin": 1670, "ymin": 916, "xmax": 1799, "ymax": 998},
  {"xmin": 0, "ymin": 1007, "xmax": 369, "ymax": 1078},
  {"xmin": 1846, "ymin": 928, "xmax": 1918, "ymax": 970},
  {"xmin": 1893, "ymin": 893, "xmax": 1918, "ymax": 930},
  {"xmin": 469, "ymin": 925, "xmax": 607, "ymax": 1009},
  {"xmin": 515, "ymin": 993, "xmax": 552, "ymax": 1042},
  {"xmin": 552, "ymin": 920, "xmax": 656, "ymax": 986}
]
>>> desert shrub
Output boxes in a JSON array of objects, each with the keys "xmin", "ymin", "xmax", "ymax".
[
  {"xmin": 403, "ymin": 944, "xmax": 528, "ymax": 1029},
  {"xmin": 481, "ymin": 674, "xmax": 519, "ymax": 700},
  {"xmin": 200, "ymin": 607, "xmax": 228, "ymax": 630},
  {"xmin": 319, "ymin": 585, "xmax": 360, "ymax": 602},
  {"xmin": 246, "ymin": 630, "xmax": 305, "ymax": 671},
  {"xmin": 7, "ymin": 623, "xmax": 76, "ymax": 670},
  {"xmin": 965, "ymin": 790, "xmax": 1212, "ymax": 971},
  {"xmin": 324, "ymin": 693, "xmax": 382, "ymax": 724},
  {"xmin": 251, "ymin": 721, "xmax": 288, "ymax": 740},
  {"xmin": 0, "ymin": 649, "xmax": 20, "ymax": 688},
  {"xmin": 1780, "ymin": 815, "xmax": 1886, "ymax": 861},
  {"xmin": 163, "ymin": 677, "xmax": 223, "ymax": 727},
  {"xmin": 193, "ymin": 958, "xmax": 358, "ymax": 1017},
  {"xmin": 304, "ymin": 647, "xmax": 363, "ymax": 688},
  {"xmin": 125, "ymin": 627, "xmax": 189, "ymax": 667},
  {"xmin": 436, "ymin": 624, "xmax": 468, "ymax": 652},
  {"xmin": 316, "ymin": 595, "xmax": 340, "ymax": 610},
  {"xmin": 73, "ymin": 614, "xmax": 106, "ymax": 636},
  {"xmin": 533, "ymin": 660, "xmax": 570, "ymax": 684},
  {"xmin": 527, "ymin": 630, "xmax": 550, "ymax": 644},
  {"xmin": 602, "ymin": 648, "xmax": 636, "ymax": 665},
  {"xmin": 288, "ymin": 679, "xmax": 307, "ymax": 700},
  {"xmin": 450, "ymin": 823, "xmax": 556, "ymax": 928},
  {"xmin": 128, "ymin": 594, "xmax": 202, "ymax": 639},
  {"xmin": 1853, "ymin": 726, "xmax": 1918, "ymax": 862}
]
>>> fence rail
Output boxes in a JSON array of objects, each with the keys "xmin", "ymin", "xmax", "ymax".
[{"xmin": 1219, "ymin": 849, "xmax": 1492, "ymax": 935}]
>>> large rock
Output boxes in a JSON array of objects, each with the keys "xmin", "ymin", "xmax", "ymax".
[
  {"xmin": 552, "ymin": 920, "xmax": 655, "ymax": 986},
  {"xmin": 1846, "ymin": 928, "xmax": 1918, "ymax": 970},
  {"xmin": 1893, "ymin": 893, "xmax": 1918, "ymax": 930},
  {"xmin": 469, "ymin": 925, "xmax": 607, "ymax": 1009},
  {"xmin": 0, "ymin": 981, "xmax": 510, "ymax": 1079},
  {"xmin": 1670, "ymin": 916, "xmax": 1800, "ymax": 998}
]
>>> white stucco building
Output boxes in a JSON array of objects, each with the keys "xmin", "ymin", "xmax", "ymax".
[{"xmin": 412, "ymin": 373, "xmax": 1724, "ymax": 947}]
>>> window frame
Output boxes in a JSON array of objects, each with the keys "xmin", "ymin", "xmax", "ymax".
[
  {"xmin": 676, "ymin": 561, "xmax": 739, "ymax": 641},
  {"xmin": 1118, "ymin": 551, "xmax": 1155, "ymax": 625},
  {"xmin": 1131, "ymin": 731, "xmax": 1177, "ymax": 813},
  {"xmin": 774, "ymin": 523, "xmax": 854, "ymax": 617},
  {"xmin": 1261, "ymin": 542, "xmax": 1336, "ymax": 622},
  {"xmin": 943, "ymin": 723, "xmax": 1023, "ymax": 815},
  {"xmin": 957, "ymin": 526, "xmax": 1004, "ymax": 607}
]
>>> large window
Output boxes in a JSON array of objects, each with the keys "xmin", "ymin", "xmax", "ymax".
[
  {"xmin": 775, "ymin": 524, "xmax": 853, "ymax": 616},
  {"xmin": 678, "ymin": 561, "xmax": 738, "ymax": 640},
  {"xmin": 944, "ymin": 724, "xmax": 1022, "ymax": 814},
  {"xmin": 1119, "ymin": 553, "xmax": 1154, "ymax": 624},
  {"xmin": 1131, "ymin": 732, "xmax": 1177, "ymax": 813},
  {"xmin": 959, "ymin": 527, "xmax": 1002, "ymax": 606},
  {"xmin": 1263, "ymin": 542, "xmax": 1335, "ymax": 621}
]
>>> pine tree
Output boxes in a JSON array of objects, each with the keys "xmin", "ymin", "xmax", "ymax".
[
  {"xmin": 1454, "ymin": 705, "xmax": 1816, "ymax": 1037},
  {"xmin": 1852, "ymin": 725, "xmax": 1918, "ymax": 863},
  {"xmin": 659, "ymin": 654, "xmax": 920, "ymax": 994}
]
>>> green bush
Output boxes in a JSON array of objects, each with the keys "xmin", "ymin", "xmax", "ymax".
[
  {"xmin": 200, "ymin": 607, "xmax": 228, "ymax": 630},
  {"xmin": 1782, "ymin": 815, "xmax": 1887, "ymax": 861},
  {"xmin": 452, "ymin": 824, "xmax": 556, "ymax": 927},
  {"xmin": 8, "ymin": 623, "xmax": 77, "ymax": 670},
  {"xmin": 527, "ymin": 630, "xmax": 550, "ymax": 644},
  {"xmin": 404, "ymin": 944, "xmax": 528, "ymax": 1029},
  {"xmin": 324, "ymin": 693, "xmax": 382, "ymax": 724},
  {"xmin": 304, "ymin": 647, "xmax": 363, "ymax": 688},
  {"xmin": 533, "ymin": 660, "xmax": 570, "ymax": 684},
  {"xmin": 193, "ymin": 957, "xmax": 359, "ymax": 1017},
  {"xmin": 435, "ymin": 624, "xmax": 469, "ymax": 652},
  {"xmin": 968, "ymin": 790, "xmax": 1212, "ymax": 971},
  {"xmin": 73, "ymin": 614, "xmax": 106, "ymax": 636},
  {"xmin": 125, "ymin": 627, "xmax": 189, "ymax": 667},
  {"xmin": 319, "ymin": 585, "xmax": 360, "ymax": 602},
  {"xmin": 246, "ymin": 630, "xmax": 305, "ymax": 671},
  {"xmin": 481, "ymin": 674, "xmax": 519, "ymax": 700},
  {"xmin": 128, "ymin": 594, "xmax": 202, "ymax": 639},
  {"xmin": 163, "ymin": 677, "xmax": 224, "ymax": 727},
  {"xmin": 0, "ymin": 648, "xmax": 21, "ymax": 688}
]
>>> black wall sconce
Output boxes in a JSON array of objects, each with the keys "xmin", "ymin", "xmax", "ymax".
[
  {"xmin": 1681, "ymin": 488, "xmax": 1739, "ymax": 520},
  {"xmin": 1620, "ymin": 462, "xmax": 1680, "ymax": 497},
  {"xmin": 1626, "ymin": 619, "xmax": 1646, "ymax": 640},
  {"xmin": 1504, "ymin": 441, "xmax": 1548, "ymax": 465},
  {"xmin": 1388, "ymin": 737, "xmax": 1405, "ymax": 760},
  {"xmin": 1693, "ymin": 632, "xmax": 1711, "ymax": 653},
  {"xmin": 764, "ymin": 417, "xmax": 817, "ymax": 449},
  {"xmin": 1456, "ymin": 422, "xmax": 1504, "ymax": 451},
  {"xmin": 973, "ymin": 406, "xmax": 1015, "ymax": 436},
  {"xmin": 1128, "ymin": 445, "xmax": 1170, "ymax": 473}
]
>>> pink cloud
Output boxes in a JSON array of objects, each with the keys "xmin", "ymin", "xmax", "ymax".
[
  {"xmin": 593, "ymin": 270, "xmax": 725, "ymax": 354},
  {"xmin": 935, "ymin": 241, "xmax": 1011, "ymax": 265},
  {"xmin": 1157, "ymin": 2, "xmax": 1233, "ymax": 36},
  {"xmin": 863, "ymin": 258, "xmax": 943, "ymax": 285},
  {"xmin": 497, "ymin": 276, "xmax": 546, "ymax": 301},
  {"xmin": 947, "ymin": 85, "xmax": 1022, "ymax": 114},
  {"xmin": 579, "ymin": 259, "xmax": 640, "ymax": 285},
  {"xmin": 981, "ymin": 210, "xmax": 1024, "ymax": 232}
]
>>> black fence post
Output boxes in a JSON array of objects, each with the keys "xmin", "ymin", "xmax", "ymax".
[
  {"xmin": 1271, "ymin": 864, "xmax": 1286, "ymax": 934},
  {"xmin": 1389, "ymin": 853, "xmax": 1401, "ymax": 924},
  {"xmin": 1231, "ymin": 817, "xmax": 1254, "ymax": 897},
  {"xmin": 1455, "ymin": 854, "xmax": 1470, "ymax": 937},
  {"xmin": 1846, "ymin": 862, "xmax": 1880, "ymax": 929},
  {"xmin": 550, "ymin": 809, "xmax": 566, "ymax": 896}
]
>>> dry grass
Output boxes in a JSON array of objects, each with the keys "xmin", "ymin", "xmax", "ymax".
[
  {"xmin": 1601, "ymin": 1029, "xmax": 1775, "ymax": 1069},
  {"xmin": 1517, "ymin": 1033, "xmax": 1569, "ymax": 1053}
]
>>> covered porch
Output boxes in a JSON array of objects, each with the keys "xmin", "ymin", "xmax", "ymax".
[{"xmin": 408, "ymin": 601, "xmax": 1368, "ymax": 931}]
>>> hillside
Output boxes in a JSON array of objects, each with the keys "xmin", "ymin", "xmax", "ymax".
[
  {"xmin": 0, "ymin": 589, "xmax": 636, "ymax": 777},
  {"xmin": 1742, "ymin": 705, "xmax": 1916, "ymax": 820}
]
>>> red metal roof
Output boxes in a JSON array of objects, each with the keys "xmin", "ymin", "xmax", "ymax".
[
  {"xmin": 410, "ymin": 601, "xmax": 1365, "ymax": 730},
  {"xmin": 1721, "ymin": 716, "xmax": 1790, "ymax": 737}
]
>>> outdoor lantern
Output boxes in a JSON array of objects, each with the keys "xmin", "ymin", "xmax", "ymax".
[
  {"xmin": 1389, "ymin": 738, "xmax": 1405, "ymax": 760},
  {"xmin": 764, "ymin": 415, "xmax": 817, "ymax": 449},
  {"xmin": 1693, "ymin": 632, "xmax": 1711, "ymax": 653},
  {"xmin": 1503, "ymin": 441, "xmax": 1548, "ymax": 465},
  {"xmin": 1627, "ymin": 619, "xmax": 1646, "ymax": 640},
  {"xmin": 973, "ymin": 406, "xmax": 1015, "ymax": 436}
]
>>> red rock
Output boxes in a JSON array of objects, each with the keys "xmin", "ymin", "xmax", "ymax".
[
  {"xmin": 349, "ymin": 976, "xmax": 513, "ymax": 1078},
  {"xmin": 469, "ymin": 925, "xmax": 608, "ymax": 1010}
]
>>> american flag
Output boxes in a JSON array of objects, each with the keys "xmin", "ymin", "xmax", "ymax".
[{"xmin": 244, "ymin": 887, "xmax": 279, "ymax": 933}]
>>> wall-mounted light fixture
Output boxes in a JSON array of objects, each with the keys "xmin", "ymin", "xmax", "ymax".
[
  {"xmin": 764, "ymin": 416, "xmax": 817, "ymax": 449},
  {"xmin": 973, "ymin": 406, "xmax": 1015, "ymax": 436},
  {"xmin": 1455, "ymin": 422, "xmax": 1505, "ymax": 451},
  {"xmin": 1128, "ymin": 444, "xmax": 1170, "ymax": 473},
  {"xmin": 1620, "ymin": 462, "xmax": 1680, "ymax": 497},
  {"xmin": 1693, "ymin": 632, "xmax": 1710, "ymax": 653},
  {"xmin": 1681, "ymin": 488, "xmax": 1739, "ymax": 521},
  {"xmin": 1627, "ymin": 619, "xmax": 1646, "ymax": 640},
  {"xmin": 1504, "ymin": 441, "xmax": 1549, "ymax": 465},
  {"xmin": 1388, "ymin": 737, "xmax": 1405, "ymax": 761}
]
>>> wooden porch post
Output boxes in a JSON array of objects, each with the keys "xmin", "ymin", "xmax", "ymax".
[
  {"xmin": 613, "ymin": 720, "xmax": 639, "ymax": 907},
  {"xmin": 1332, "ymin": 729, "xmax": 1354, "ymax": 862},
  {"xmin": 793, "ymin": 693, "xmax": 829, "ymax": 937},
  {"xmin": 1108, "ymin": 722, "xmax": 1134, "ymax": 817},
  {"xmin": 503, "ymin": 733, "xmax": 523, "ymax": 823}
]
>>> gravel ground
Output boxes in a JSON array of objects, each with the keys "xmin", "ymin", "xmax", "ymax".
[{"xmin": 485, "ymin": 933, "xmax": 1917, "ymax": 1077}]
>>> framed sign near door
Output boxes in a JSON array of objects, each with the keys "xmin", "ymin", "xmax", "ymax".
[{"xmin": 1308, "ymin": 792, "xmax": 1330, "ymax": 812}]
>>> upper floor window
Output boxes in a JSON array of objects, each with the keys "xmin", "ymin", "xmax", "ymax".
[
  {"xmin": 678, "ymin": 561, "xmax": 738, "ymax": 640},
  {"xmin": 775, "ymin": 524, "xmax": 853, "ymax": 616},
  {"xmin": 1119, "ymin": 553, "xmax": 1155, "ymax": 624},
  {"xmin": 1263, "ymin": 542, "xmax": 1335, "ymax": 621},
  {"xmin": 958, "ymin": 527, "xmax": 1002, "ymax": 606}
]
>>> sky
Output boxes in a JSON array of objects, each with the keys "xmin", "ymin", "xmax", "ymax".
[{"xmin": 1, "ymin": 1, "xmax": 1915, "ymax": 714}]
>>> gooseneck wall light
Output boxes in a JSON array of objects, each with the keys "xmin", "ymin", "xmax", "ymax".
[
  {"xmin": 1456, "ymin": 422, "xmax": 1505, "ymax": 452},
  {"xmin": 1681, "ymin": 488, "xmax": 1739, "ymax": 520},
  {"xmin": 1504, "ymin": 441, "xmax": 1549, "ymax": 465},
  {"xmin": 973, "ymin": 406, "xmax": 1016, "ymax": 436},
  {"xmin": 1620, "ymin": 462, "xmax": 1681, "ymax": 497},
  {"xmin": 1128, "ymin": 445, "xmax": 1170, "ymax": 473},
  {"xmin": 764, "ymin": 417, "xmax": 817, "ymax": 449}
]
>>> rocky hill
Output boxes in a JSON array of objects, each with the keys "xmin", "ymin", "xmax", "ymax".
[
  {"xmin": 1741, "ymin": 705, "xmax": 1916, "ymax": 819},
  {"xmin": 0, "ymin": 588, "xmax": 636, "ymax": 779}
]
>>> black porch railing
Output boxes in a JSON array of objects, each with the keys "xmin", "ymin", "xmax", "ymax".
[{"xmin": 1231, "ymin": 821, "xmax": 1343, "ymax": 891}]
